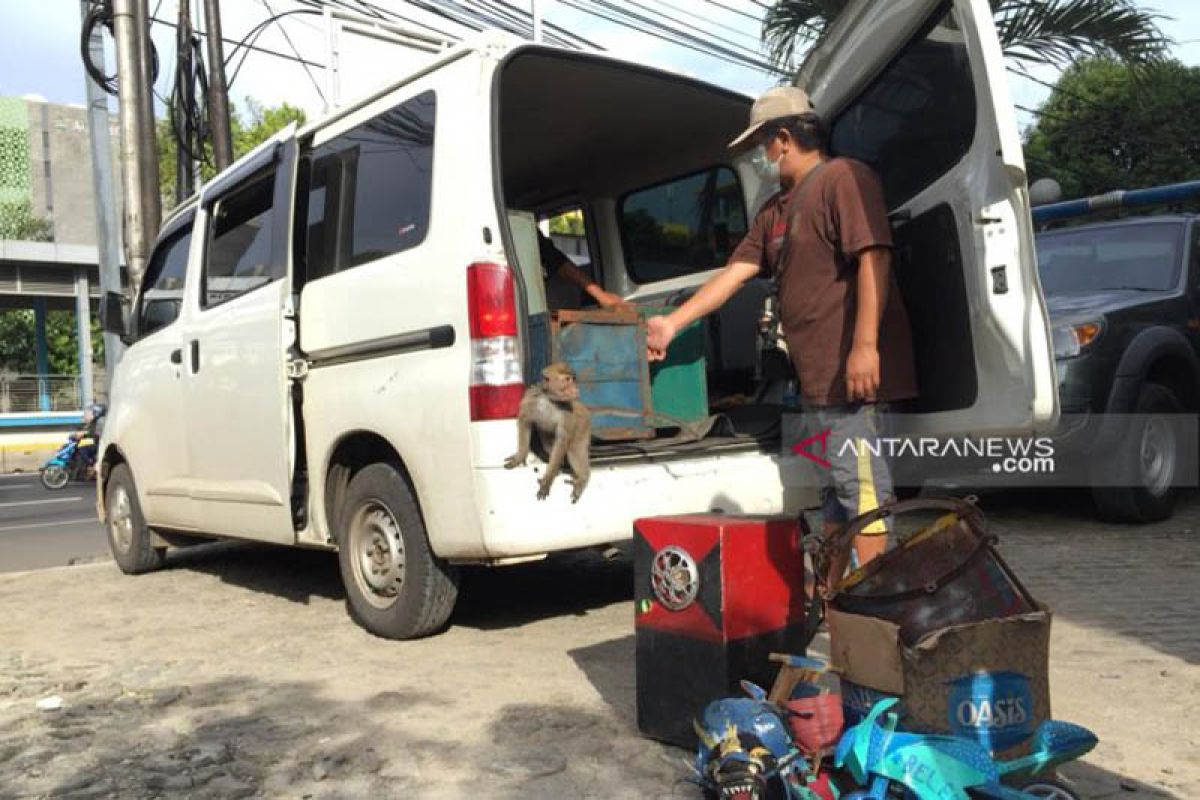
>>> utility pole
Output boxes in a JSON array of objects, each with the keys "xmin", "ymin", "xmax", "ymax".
[
  {"xmin": 532, "ymin": 0, "xmax": 543, "ymax": 42},
  {"xmin": 80, "ymin": 0, "xmax": 124, "ymax": 389},
  {"xmin": 202, "ymin": 0, "xmax": 234, "ymax": 170},
  {"xmin": 112, "ymin": 0, "xmax": 160, "ymax": 293},
  {"xmin": 175, "ymin": 0, "xmax": 195, "ymax": 203}
]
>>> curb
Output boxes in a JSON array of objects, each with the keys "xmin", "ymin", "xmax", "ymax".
[{"xmin": 0, "ymin": 559, "xmax": 113, "ymax": 580}]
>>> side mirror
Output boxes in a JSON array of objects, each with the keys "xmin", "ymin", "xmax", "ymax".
[{"xmin": 99, "ymin": 290, "xmax": 132, "ymax": 343}]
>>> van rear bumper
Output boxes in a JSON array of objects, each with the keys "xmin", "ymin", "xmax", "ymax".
[{"xmin": 468, "ymin": 450, "xmax": 818, "ymax": 560}]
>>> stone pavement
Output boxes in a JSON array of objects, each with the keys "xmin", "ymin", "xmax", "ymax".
[
  {"xmin": 982, "ymin": 489, "xmax": 1199, "ymax": 798},
  {"xmin": 0, "ymin": 488, "xmax": 1195, "ymax": 798}
]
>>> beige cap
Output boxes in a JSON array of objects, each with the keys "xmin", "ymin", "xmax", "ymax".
[{"xmin": 728, "ymin": 86, "xmax": 815, "ymax": 151}]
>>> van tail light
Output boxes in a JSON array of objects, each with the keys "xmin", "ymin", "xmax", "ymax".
[{"xmin": 467, "ymin": 262, "xmax": 523, "ymax": 421}]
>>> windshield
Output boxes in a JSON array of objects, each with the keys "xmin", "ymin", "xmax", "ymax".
[{"xmin": 1036, "ymin": 222, "xmax": 1184, "ymax": 296}]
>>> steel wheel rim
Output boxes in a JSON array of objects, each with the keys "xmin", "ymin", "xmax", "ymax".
[
  {"xmin": 1020, "ymin": 783, "xmax": 1076, "ymax": 800},
  {"xmin": 108, "ymin": 484, "xmax": 134, "ymax": 553},
  {"xmin": 349, "ymin": 500, "xmax": 406, "ymax": 610},
  {"xmin": 43, "ymin": 466, "xmax": 68, "ymax": 489},
  {"xmin": 1140, "ymin": 416, "xmax": 1175, "ymax": 496}
]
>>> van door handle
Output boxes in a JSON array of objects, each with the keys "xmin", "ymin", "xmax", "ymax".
[
  {"xmin": 169, "ymin": 348, "xmax": 182, "ymax": 365},
  {"xmin": 190, "ymin": 340, "xmax": 200, "ymax": 373}
]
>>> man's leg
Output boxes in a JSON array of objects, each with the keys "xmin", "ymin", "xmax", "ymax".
[{"xmin": 821, "ymin": 403, "xmax": 894, "ymax": 567}]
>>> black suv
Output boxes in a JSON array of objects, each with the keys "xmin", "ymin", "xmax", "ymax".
[{"xmin": 1037, "ymin": 215, "xmax": 1200, "ymax": 522}]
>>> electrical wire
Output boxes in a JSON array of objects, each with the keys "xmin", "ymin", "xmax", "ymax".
[
  {"xmin": 222, "ymin": 8, "xmax": 324, "ymax": 68},
  {"xmin": 485, "ymin": 0, "xmax": 605, "ymax": 49},
  {"xmin": 80, "ymin": 0, "xmax": 161, "ymax": 96},
  {"xmin": 579, "ymin": 0, "xmax": 775, "ymax": 71},
  {"xmin": 289, "ymin": 0, "xmax": 464, "ymax": 47},
  {"xmin": 701, "ymin": 0, "xmax": 765, "ymax": 26},
  {"xmin": 561, "ymin": 0, "xmax": 784, "ymax": 74},
  {"xmin": 259, "ymin": 0, "xmax": 327, "ymax": 103},
  {"xmin": 612, "ymin": 0, "xmax": 767, "ymax": 56},
  {"xmin": 1015, "ymin": 102, "xmax": 1077, "ymax": 126},
  {"xmin": 651, "ymin": 0, "xmax": 764, "ymax": 47},
  {"xmin": 148, "ymin": 15, "xmax": 327, "ymax": 67},
  {"xmin": 1008, "ymin": 65, "xmax": 1107, "ymax": 112}
]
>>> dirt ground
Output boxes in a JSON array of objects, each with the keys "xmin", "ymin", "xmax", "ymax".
[{"xmin": 0, "ymin": 489, "xmax": 1197, "ymax": 799}]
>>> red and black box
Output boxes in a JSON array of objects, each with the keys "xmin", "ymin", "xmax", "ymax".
[{"xmin": 633, "ymin": 514, "xmax": 808, "ymax": 747}]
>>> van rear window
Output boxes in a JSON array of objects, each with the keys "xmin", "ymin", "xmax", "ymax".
[
  {"xmin": 828, "ymin": 8, "xmax": 976, "ymax": 209},
  {"xmin": 619, "ymin": 166, "xmax": 748, "ymax": 284},
  {"xmin": 302, "ymin": 90, "xmax": 436, "ymax": 281}
]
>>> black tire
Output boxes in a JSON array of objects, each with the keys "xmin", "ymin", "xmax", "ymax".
[
  {"xmin": 40, "ymin": 465, "xmax": 69, "ymax": 490},
  {"xmin": 336, "ymin": 463, "xmax": 459, "ymax": 639},
  {"xmin": 104, "ymin": 463, "xmax": 166, "ymax": 574},
  {"xmin": 1013, "ymin": 776, "xmax": 1080, "ymax": 799},
  {"xmin": 1091, "ymin": 383, "xmax": 1181, "ymax": 523}
]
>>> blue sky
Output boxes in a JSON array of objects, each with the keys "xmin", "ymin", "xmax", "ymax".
[{"xmin": 1, "ymin": 0, "xmax": 1198, "ymax": 134}]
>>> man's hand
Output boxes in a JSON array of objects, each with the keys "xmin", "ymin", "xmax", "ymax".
[
  {"xmin": 646, "ymin": 316, "xmax": 678, "ymax": 362},
  {"xmin": 846, "ymin": 343, "xmax": 880, "ymax": 402}
]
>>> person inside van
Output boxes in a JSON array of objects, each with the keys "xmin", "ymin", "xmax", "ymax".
[
  {"xmin": 644, "ymin": 87, "xmax": 918, "ymax": 567},
  {"xmin": 537, "ymin": 230, "xmax": 629, "ymax": 310}
]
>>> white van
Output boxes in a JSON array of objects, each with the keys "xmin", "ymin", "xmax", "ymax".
[{"xmin": 97, "ymin": 0, "xmax": 1057, "ymax": 639}]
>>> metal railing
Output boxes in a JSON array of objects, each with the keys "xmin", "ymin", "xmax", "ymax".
[{"xmin": 0, "ymin": 375, "xmax": 83, "ymax": 413}]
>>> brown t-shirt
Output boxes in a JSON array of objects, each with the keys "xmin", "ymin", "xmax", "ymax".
[{"xmin": 730, "ymin": 158, "xmax": 918, "ymax": 406}]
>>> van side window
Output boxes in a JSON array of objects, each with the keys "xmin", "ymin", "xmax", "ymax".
[
  {"xmin": 303, "ymin": 90, "xmax": 436, "ymax": 281},
  {"xmin": 829, "ymin": 8, "xmax": 976, "ymax": 209},
  {"xmin": 619, "ymin": 165, "xmax": 747, "ymax": 284},
  {"xmin": 137, "ymin": 218, "xmax": 193, "ymax": 339},
  {"xmin": 203, "ymin": 169, "xmax": 278, "ymax": 308}
]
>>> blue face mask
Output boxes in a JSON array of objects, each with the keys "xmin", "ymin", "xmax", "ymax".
[{"xmin": 750, "ymin": 144, "xmax": 783, "ymax": 184}]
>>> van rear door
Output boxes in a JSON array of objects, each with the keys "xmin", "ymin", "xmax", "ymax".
[{"xmin": 796, "ymin": 0, "xmax": 1058, "ymax": 434}]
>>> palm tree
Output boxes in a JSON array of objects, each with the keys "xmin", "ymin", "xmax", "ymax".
[{"xmin": 763, "ymin": 0, "xmax": 1171, "ymax": 73}]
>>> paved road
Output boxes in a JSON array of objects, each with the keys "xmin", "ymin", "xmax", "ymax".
[{"xmin": 0, "ymin": 474, "xmax": 106, "ymax": 573}]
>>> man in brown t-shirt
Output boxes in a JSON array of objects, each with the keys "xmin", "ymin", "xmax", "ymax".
[{"xmin": 646, "ymin": 86, "xmax": 918, "ymax": 564}]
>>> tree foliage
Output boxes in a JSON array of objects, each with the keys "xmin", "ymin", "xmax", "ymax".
[
  {"xmin": 0, "ymin": 309, "xmax": 104, "ymax": 375},
  {"xmin": 158, "ymin": 98, "xmax": 307, "ymax": 209},
  {"xmin": 1023, "ymin": 58, "xmax": 1200, "ymax": 200},
  {"xmin": 547, "ymin": 209, "xmax": 585, "ymax": 236},
  {"xmin": 0, "ymin": 199, "xmax": 53, "ymax": 242},
  {"xmin": 763, "ymin": 0, "xmax": 1169, "ymax": 73}
]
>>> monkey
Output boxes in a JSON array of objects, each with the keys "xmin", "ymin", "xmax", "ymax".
[{"xmin": 504, "ymin": 362, "xmax": 591, "ymax": 503}]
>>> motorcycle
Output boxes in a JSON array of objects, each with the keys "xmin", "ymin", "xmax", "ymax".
[
  {"xmin": 834, "ymin": 698, "xmax": 1097, "ymax": 800},
  {"xmin": 40, "ymin": 434, "xmax": 96, "ymax": 490}
]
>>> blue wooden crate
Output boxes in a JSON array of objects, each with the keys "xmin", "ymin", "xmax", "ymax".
[{"xmin": 551, "ymin": 309, "xmax": 654, "ymax": 440}]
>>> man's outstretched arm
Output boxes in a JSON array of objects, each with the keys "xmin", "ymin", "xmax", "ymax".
[
  {"xmin": 555, "ymin": 260, "xmax": 628, "ymax": 309},
  {"xmin": 645, "ymin": 260, "xmax": 761, "ymax": 360}
]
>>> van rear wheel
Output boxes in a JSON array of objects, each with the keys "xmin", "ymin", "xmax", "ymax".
[{"xmin": 337, "ymin": 463, "xmax": 459, "ymax": 639}]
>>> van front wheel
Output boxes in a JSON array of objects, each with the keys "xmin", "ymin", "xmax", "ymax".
[
  {"xmin": 337, "ymin": 463, "xmax": 459, "ymax": 639},
  {"xmin": 104, "ymin": 464, "xmax": 166, "ymax": 574}
]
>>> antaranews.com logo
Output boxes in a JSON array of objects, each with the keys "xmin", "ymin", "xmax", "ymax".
[
  {"xmin": 792, "ymin": 430, "xmax": 1056, "ymax": 475},
  {"xmin": 783, "ymin": 412, "xmax": 1199, "ymax": 488}
]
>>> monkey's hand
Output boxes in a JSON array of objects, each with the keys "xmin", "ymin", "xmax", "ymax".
[
  {"xmin": 569, "ymin": 479, "xmax": 586, "ymax": 504},
  {"xmin": 504, "ymin": 453, "xmax": 526, "ymax": 469},
  {"xmin": 536, "ymin": 480, "xmax": 552, "ymax": 501}
]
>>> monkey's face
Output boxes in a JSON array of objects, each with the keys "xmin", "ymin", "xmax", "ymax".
[{"xmin": 542, "ymin": 364, "xmax": 580, "ymax": 402}]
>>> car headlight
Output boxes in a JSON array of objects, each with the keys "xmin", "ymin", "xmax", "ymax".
[{"xmin": 1053, "ymin": 320, "xmax": 1103, "ymax": 359}]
